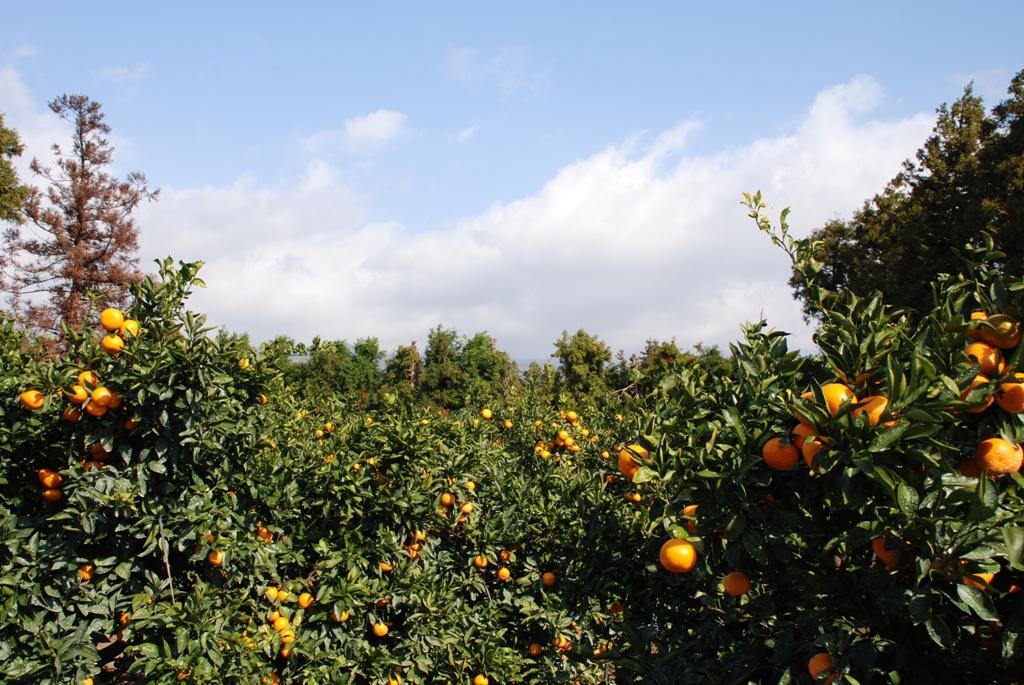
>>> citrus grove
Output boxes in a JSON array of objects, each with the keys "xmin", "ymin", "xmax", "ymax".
[{"xmin": 1, "ymin": 195, "xmax": 1023, "ymax": 684}]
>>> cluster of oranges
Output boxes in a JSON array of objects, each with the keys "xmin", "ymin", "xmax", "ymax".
[
  {"xmin": 763, "ymin": 382, "xmax": 887, "ymax": 473},
  {"xmin": 958, "ymin": 311, "xmax": 1024, "ymax": 476},
  {"xmin": 98, "ymin": 307, "xmax": 140, "ymax": 356},
  {"xmin": 17, "ymin": 308, "xmax": 137, "ymax": 419},
  {"xmin": 263, "ymin": 585, "xmax": 312, "ymax": 659},
  {"xmin": 37, "ymin": 467, "xmax": 63, "ymax": 501},
  {"xmin": 62, "ymin": 369, "xmax": 124, "ymax": 421},
  {"xmin": 531, "ymin": 409, "xmax": 601, "ymax": 461}
]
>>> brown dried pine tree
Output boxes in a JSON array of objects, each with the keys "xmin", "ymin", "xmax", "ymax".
[{"xmin": 0, "ymin": 94, "xmax": 157, "ymax": 338}]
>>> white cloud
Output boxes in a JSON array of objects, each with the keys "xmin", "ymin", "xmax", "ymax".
[
  {"xmin": 300, "ymin": 109, "xmax": 408, "ymax": 154},
  {"xmin": 6, "ymin": 68, "xmax": 936, "ymax": 363},
  {"xmin": 95, "ymin": 62, "xmax": 150, "ymax": 84},
  {"xmin": 453, "ymin": 124, "xmax": 478, "ymax": 143},
  {"xmin": 0, "ymin": 66, "xmax": 70, "ymax": 176},
  {"xmin": 444, "ymin": 45, "xmax": 549, "ymax": 98}
]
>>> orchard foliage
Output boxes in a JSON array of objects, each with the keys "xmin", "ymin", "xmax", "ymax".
[{"xmin": 1, "ymin": 197, "xmax": 1023, "ymax": 683}]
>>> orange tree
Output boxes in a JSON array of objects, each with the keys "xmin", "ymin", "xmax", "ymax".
[{"xmin": 592, "ymin": 196, "xmax": 1023, "ymax": 683}]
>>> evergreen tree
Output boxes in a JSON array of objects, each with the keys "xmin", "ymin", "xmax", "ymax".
[
  {"xmin": 794, "ymin": 71, "xmax": 1024, "ymax": 317},
  {"xmin": 1, "ymin": 95, "xmax": 157, "ymax": 337}
]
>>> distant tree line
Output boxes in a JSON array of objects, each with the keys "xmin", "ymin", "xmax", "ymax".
[{"xmin": 256, "ymin": 326, "xmax": 727, "ymax": 411}]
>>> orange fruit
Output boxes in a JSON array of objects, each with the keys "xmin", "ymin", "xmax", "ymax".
[
  {"xmin": 67, "ymin": 384, "xmax": 89, "ymax": 404},
  {"xmin": 257, "ymin": 393, "xmax": 269, "ymax": 405},
  {"xmin": 807, "ymin": 652, "xmax": 836, "ymax": 683},
  {"xmin": 473, "ymin": 676, "xmax": 488, "ymax": 685},
  {"xmin": 298, "ymin": 592, "xmax": 313, "ymax": 609},
  {"xmin": 257, "ymin": 526, "xmax": 273, "ymax": 543},
  {"xmin": 273, "ymin": 616, "xmax": 289, "ymax": 632},
  {"xmin": 77, "ymin": 370, "xmax": 99, "ymax": 386},
  {"xmin": 63, "ymin": 406, "xmax": 82, "ymax": 422},
  {"xmin": 207, "ymin": 550, "xmax": 225, "ymax": 567},
  {"xmin": 496, "ymin": 566, "xmax": 511, "ymax": 581},
  {"xmin": 379, "ymin": 561, "xmax": 394, "ymax": 573},
  {"xmin": 38, "ymin": 469, "xmax": 63, "ymax": 488},
  {"xmin": 553, "ymin": 635, "xmax": 572, "ymax": 652},
  {"xmin": 528, "ymin": 642, "xmax": 543, "ymax": 657},
  {"xmin": 503, "ymin": 419, "xmax": 513, "ymax": 429},
  {"xmin": 459, "ymin": 501, "xmax": 474, "ymax": 514},
  {"xmin": 964, "ymin": 342, "xmax": 1004, "ymax": 376},
  {"xmin": 372, "ymin": 622, "xmax": 389, "ymax": 637},
  {"xmin": 101, "ymin": 334, "xmax": 124, "ymax": 356},
  {"xmin": 610, "ymin": 600, "xmax": 624, "ymax": 614},
  {"xmin": 996, "ymin": 373, "xmax": 1024, "ymax": 413},
  {"xmin": 79, "ymin": 564, "xmax": 94, "ymax": 581},
  {"xmin": 762, "ymin": 436, "xmax": 799, "ymax": 470},
  {"xmin": 331, "ymin": 608, "xmax": 350, "ymax": 622},
  {"xmin": 119, "ymin": 319, "xmax": 140, "ymax": 337},
  {"xmin": 440, "ymin": 492, "xmax": 455, "ymax": 507},
  {"xmin": 42, "ymin": 488, "xmax": 63, "ymax": 502},
  {"xmin": 19, "ymin": 389, "xmax": 44, "ymax": 410},
  {"xmin": 974, "ymin": 438, "xmax": 1024, "ymax": 476},
  {"xmin": 963, "ymin": 571, "xmax": 996, "ymax": 591},
  {"xmin": 99, "ymin": 308, "xmax": 124, "ymax": 331},
  {"xmin": 624, "ymin": 492, "xmax": 642, "ymax": 504},
  {"xmin": 852, "ymin": 395, "xmax": 889, "ymax": 427},
  {"xmin": 123, "ymin": 417, "xmax": 139, "ymax": 431},
  {"xmin": 961, "ymin": 375, "xmax": 994, "ymax": 413},
  {"xmin": 659, "ymin": 538, "xmax": 697, "ymax": 573},
  {"xmin": 682, "ymin": 503, "xmax": 698, "ymax": 533},
  {"xmin": 802, "ymin": 437, "xmax": 827, "ymax": 470},
  {"xmin": 872, "ymin": 536, "xmax": 903, "ymax": 570},
  {"xmin": 84, "ymin": 402, "xmax": 107, "ymax": 417},
  {"xmin": 91, "ymin": 386, "xmax": 114, "ymax": 408},
  {"xmin": 238, "ymin": 358, "xmax": 250, "ymax": 371},
  {"xmin": 722, "ymin": 571, "xmax": 751, "ymax": 596},
  {"xmin": 618, "ymin": 444, "xmax": 648, "ymax": 479},
  {"xmin": 979, "ymin": 313, "xmax": 1022, "ymax": 349},
  {"xmin": 792, "ymin": 422, "xmax": 816, "ymax": 448},
  {"xmin": 541, "ymin": 571, "xmax": 556, "ymax": 587},
  {"xmin": 967, "ymin": 310, "xmax": 988, "ymax": 340},
  {"xmin": 280, "ymin": 628, "xmax": 295, "ymax": 643},
  {"xmin": 821, "ymin": 383, "xmax": 856, "ymax": 417},
  {"xmin": 480, "ymin": 408, "xmax": 493, "ymax": 420},
  {"xmin": 473, "ymin": 554, "xmax": 488, "ymax": 569}
]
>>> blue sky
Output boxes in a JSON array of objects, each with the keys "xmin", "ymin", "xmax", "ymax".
[{"xmin": 3, "ymin": 3, "xmax": 1023, "ymax": 360}]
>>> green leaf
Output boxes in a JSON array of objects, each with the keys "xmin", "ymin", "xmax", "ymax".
[
  {"xmin": 868, "ymin": 420, "xmax": 910, "ymax": 452},
  {"xmin": 956, "ymin": 584, "xmax": 998, "ymax": 620},
  {"xmin": 1003, "ymin": 527, "xmax": 1024, "ymax": 571},
  {"xmin": 925, "ymin": 615, "xmax": 953, "ymax": 649},
  {"xmin": 897, "ymin": 483, "xmax": 919, "ymax": 514}
]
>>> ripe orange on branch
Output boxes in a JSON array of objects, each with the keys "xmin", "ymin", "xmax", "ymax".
[
  {"xmin": 19, "ymin": 389, "xmax": 44, "ymax": 410},
  {"xmin": 964, "ymin": 342, "xmax": 1004, "ymax": 377},
  {"xmin": 807, "ymin": 652, "xmax": 837, "ymax": 683},
  {"xmin": 974, "ymin": 438, "xmax": 1023, "ymax": 476},
  {"xmin": 821, "ymin": 383, "xmax": 856, "ymax": 417},
  {"xmin": 617, "ymin": 444, "xmax": 649, "ymax": 479},
  {"xmin": 659, "ymin": 538, "xmax": 697, "ymax": 573},
  {"xmin": 996, "ymin": 373, "xmax": 1024, "ymax": 413},
  {"xmin": 99, "ymin": 308, "xmax": 124, "ymax": 331},
  {"xmin": 762, "ymin": 437, "xmax": 799, "ymax": 470},
  {"xmin": 722, "ymin": 571, "xmax": 751, "ymax": 596}
]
